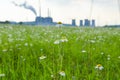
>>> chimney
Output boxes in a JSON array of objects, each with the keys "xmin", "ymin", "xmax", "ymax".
[
  {"xmin": 91, "ymin": 19, "xmax": 95, "ymax": 27},
  {"xmin": 72, "ymin": 19, "xmax": 76, "ymax": 26},
  {"xmin": 38, "ymin": 0, "xmax": 41, "ymax": 17},
  {"xmin": 80, "ymin": 20, "xmax": 83, "ymax": 26},
  {"xmin": 84, "ymin": 19, "xmax": 90, "ymax": 26}
]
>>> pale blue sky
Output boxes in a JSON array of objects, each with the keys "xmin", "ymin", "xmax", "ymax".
[{"xmin": 0, "ymin": 0, "xmax": 120, "ymax": 26}]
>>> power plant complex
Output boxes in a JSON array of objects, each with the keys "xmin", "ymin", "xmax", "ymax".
[
  {"xmin": 2, "ymin": 1, "xmax": 96, "ymax": 27},
  {"xmin": 72, "ymin": 19, "xmax": 95, "ymax": 27}
]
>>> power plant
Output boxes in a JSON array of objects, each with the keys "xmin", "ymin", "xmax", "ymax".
[
  {"xmin": 72, "ymin": 19, "xmax": 76, "ymax": 26},
  {"xmin": 4, "ymin": 1, "xmax": 96, "ymax": 27},
  {"xmin": 79, "ymin": 19, "xmax": 95, "ymax": 27}
]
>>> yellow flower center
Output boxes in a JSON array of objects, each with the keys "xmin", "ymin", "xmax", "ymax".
[
  {"xmin": 58, "ymin": 22, "xmax": 62, "ymax": 24},
  {"xmin": 97, "ymin": 64, "xmax": 102, "ymax": 67}
]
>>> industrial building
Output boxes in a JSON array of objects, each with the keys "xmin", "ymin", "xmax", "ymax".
[
  {"xmin": 79, "ymin": 19, "xmax": 96, "ymax": 27},
  {"xmin": 1, "ymin": 1, "xmax": 96, "ymax": 27}
]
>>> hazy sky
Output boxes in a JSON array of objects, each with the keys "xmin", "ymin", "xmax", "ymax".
[{"xmin": 0, "ymin": 0, "xmax": 120, "ymax": 26}]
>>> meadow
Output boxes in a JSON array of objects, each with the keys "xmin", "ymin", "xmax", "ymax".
[{"xmin": 0, "ymin": 24, "xmax": 120, "ymax": 80}]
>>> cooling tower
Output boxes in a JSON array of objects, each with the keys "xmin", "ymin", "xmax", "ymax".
[
  {"xmin": 72, "ymin": 19, "xmax": 76, "ymax": 26},
  {"xmin": 80, "ymin": 20, "xmax": 83, "ymax": 26}
]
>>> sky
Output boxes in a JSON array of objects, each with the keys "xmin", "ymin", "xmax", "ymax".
[{"xmin": 0, "ymin": 0, "xmax": 120, "ymax": 26}]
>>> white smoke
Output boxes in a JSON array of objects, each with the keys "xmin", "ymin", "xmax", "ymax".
[{"xmin": 12, "ymin": 1, "xmax": 37, "ymax": 16}]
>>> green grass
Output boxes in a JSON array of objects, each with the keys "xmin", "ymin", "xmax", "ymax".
[{"xmin": 0, "ymin": 24, "xmax": 120, "ymax": 80}]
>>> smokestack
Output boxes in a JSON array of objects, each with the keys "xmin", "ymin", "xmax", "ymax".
[
  {"xmin": 38, "ymin": 0, "xmax": 41, "ymax": 17},
  {"xmin": 91, "ymin": 19, "xmax": 95, "ymax": 27},
  {"xmin": 48, "ymin": 8, "xmax": 50, "ymax": 17}
]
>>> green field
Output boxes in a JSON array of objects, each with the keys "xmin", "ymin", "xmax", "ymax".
[{"xmin": 0, "ymin": 24, "xmax": 120, "ymax": 80}]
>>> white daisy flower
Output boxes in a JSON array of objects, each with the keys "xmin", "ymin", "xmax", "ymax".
[
  {"xmin": 24, "ymin": 43, "xmax": 28, "ymax": 46},
  {"xmin": 90, "ymin": 40, "xmax": 96, "ymax": 43},
  {"xmin": 108, "ymin": 55, "xmax": 110, "ymax": 57},
  {"xmin": 51, "ymin": 74, "xmax": 54, "ymax": 78},
  {"xmin": 81, "ymin": 50, "xmax": 86, "ymax": 53},
  {"xmin": 107, "ymin": 57, "xmax": 110, "ymax": 60},
  {"xmin": 95, "ymin": 64, "xmax": 104, "ymax": 70},
  {"xmin": 118, "ymin": 56, "xmax": 120, "ymax": 59},
  {"xmin": 39, "ymin": 55, "xmax": 47, "ymax": 60},
  {"xmin": 59, "ymin": 71, "xmax": 65, "ymax": 76},
  {"xmin": 0, "ymin": 74, "xmax": 5, "ymax": 77},
  {"xmin": 60, "ymin": 39, "xmax": 68, "ymax": 42},
  {"xmin": 60, "ymin": 37, "xmax": 68, "ymax": 42},
  {"xmin": 101, "ymin": 52, "xmax": 104, "ymax": 55},
  {"xmin": 54, "ymin": 40, "xmax": 60, "ymax": 44},
  {"xmin": 2, "ymin": 49, "xmax": 7, "ymax": 52}
]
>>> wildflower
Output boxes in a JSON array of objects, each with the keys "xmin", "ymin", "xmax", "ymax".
[
  {"xmin": 58, "ymin": 22, "xmax": 62, "ymax": 24},
  {"xmin": 51, "ymin": 75, "xmax": 54, "ymax": 78},
  {"xmin": 108, "ymin": 55, "xmax": 110, "ymax": 57},
  {"xmin": 107, "ymin": 55, "xmax": 110, "ymax": 60},
  {"xmin": 8, "ymin": 34, "xmax": 12, "ymax": 38},
  {"xmin": 8, "ymin": 38, "xmax": 13, "ymax": 42},
  {"xmin": 101, "ymin": 52, "xmax": 104, "ymax": 55},
  {"xmin": 81, "ymin": 50, "xmax": 86, "ymax": 53},
  {"xmin": 57, "ymin": 22, "xmax": 62, "ymax": 27},
  {"xmin": 95, "ymin": 64, "xmax": 104, "ymax": 70},
  {"xmin": 30, "ymin": 43, "xmax": 33, "ymax": 47},
  {"xmin": 40, "ymin": 49, "xmax": 43, "ymax": 51},
  {"xmin": 9, "ymin": 48, "xmax": 13, "ymax": 51},
  {"xmin": 60, "ymin": 36, "xmax": 68, "ymax": 42},
  {"xmin": 39, "ymin": 55, "xmax": 47, "ymax": 60},
  {"xmin": 90, "ymin": 40, "xmax": 95, "ymax": 43},
  {"xmin": 0, "ymin": 74, "xmax": 5, "ymax": 77},
  {"xmin": 54, "ymin": 40, "xmax": 60, "ymax": 44},
  {"xmin": 2, "ymin": 49, "xmax": 7, "ymax": 52},
  {"xmin": 118, "ymin": 56, "xmax": 120, "ymax": 59},
  {"xmin": 59, "ymin": 71, "xmax": 65, "ymax": 76},
  {"xmin": 56, "ymin": 35, "xmax": 60, "ymax": 38},
  {"xmin": 107, "ymin": 57, "xmax": 110, "ymax": 60},
  {"xmin": 93, "ymin": 48, "xmax": 95, "ymax": 50},
  {"xmin": 24, "ymin": 43, "xmax": 28, "ymax": 46}
]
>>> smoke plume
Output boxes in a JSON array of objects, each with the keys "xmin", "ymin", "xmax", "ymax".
[{"xmin": 12, "ymin": 1, "xmax": 37, "ymax": 16}]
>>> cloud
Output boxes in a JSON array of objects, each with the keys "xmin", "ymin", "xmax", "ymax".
[{"xmin": 46, "ymin": 0, "xmax": 72, "ymax": 6}]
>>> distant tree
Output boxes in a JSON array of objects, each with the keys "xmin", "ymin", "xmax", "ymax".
[
  {"xmin": 104, "ymin": 25, "xmax": 108, "ymax": 27},
  {"xmin": 5, "ymin": 20, "xmax": 10, "ymax": 24},
  {"xmin": 19, "ymin": 22, "xmax": 23, "ymax": 25}
]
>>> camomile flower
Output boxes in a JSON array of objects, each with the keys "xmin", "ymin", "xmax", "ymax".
[
  {"xmin": 24, "ymin": 43, "xmax": 28, "ymax": 46},
  {"xmin": 108, "ymin": 55, "xmax": 110, "ymax": 57},
  {"xmin": 58, "ymin": 22, "xmax": 62, "ymax": 24},
  {"xmin": 81, "ymin": 50, "xmax": 86, "ymax": 53},
  {"xmin": 118, "ymin": 56, "xmax": 120, "ymax": 59},
  {"xmin": 59, "ymin": 71, "xmax": 65, "ymax": 76},
  {"xmin": 0, "ymin": 74, "xmax": 5, "ymax": 77},
  {"xmin": 90, "ymin": 40, "xmax": 96, "ymax": 43},
  {"xmin": 60, "ymin": 36, "xmax": 68, "ymax": 42},
  {"xmin": 107, "ymin": 55, "xmax": 110, "ymax": 60},
  {"xmin": 51, "ymin": 74, "xmax": 54, "ymax": 78},
  {"xmin": 39, "ymin": 55, "xmax": 47, "ymax": 60},
  {"xmin": 95, "ymin": 64, "xmax": 104, "ymax": 70},
  {"xmin": 57, "ymin": 22, "xmax": 62, "ymax": 27},
  {"xmin": 101, "ymin": 52, "xmax": 104, "ymax": 55},
  {"xmin": 107, "ymin": 57, "xmax": 110, "ymax": 60},
  {"xmin": 54, "ymin": 40, "xmax": 60, "ymax": 44},
  {"xmin": 2, "ymin": 49, "xmax": 7, "ymax": 52}
]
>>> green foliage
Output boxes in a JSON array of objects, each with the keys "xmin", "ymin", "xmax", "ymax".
[{"xmin": 0, "ymin": 25, "xmax": 120, "ymax": 80}]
